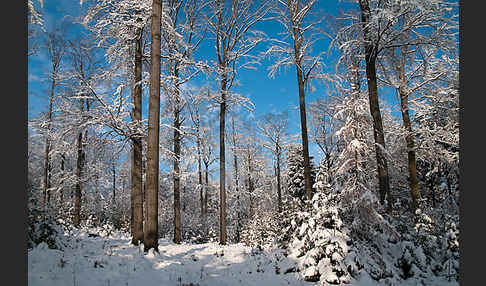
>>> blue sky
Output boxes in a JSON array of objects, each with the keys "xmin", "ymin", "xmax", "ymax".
[{"xmin": 28, "ymin": 0, "xmax": 404, "ymax": 163}]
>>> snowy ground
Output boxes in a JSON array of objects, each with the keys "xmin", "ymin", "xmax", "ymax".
[
  {"xmin": 28, "ymin": 228, "xmax": 458, "ymax": 286},
  {"xmin": 28, "ymin": 228, "xmax": 309, "ymax": 286}
]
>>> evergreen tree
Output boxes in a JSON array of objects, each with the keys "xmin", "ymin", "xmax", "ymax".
[
  {"xmin": 287, "ymin": 161, "xmax": 353, "ymax": 284},
  {"xmin": 285, "ymin": 144, "xmax": 316, "ymax": 206}
]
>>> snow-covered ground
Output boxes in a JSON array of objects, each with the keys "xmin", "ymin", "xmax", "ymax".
[
  {"xmin": 28, "ymin": 228, "xmax": 308, "ymax": 286},
  {"xmin": 28, "ymin": 228, "xmax": 458, "ymax": 286}
]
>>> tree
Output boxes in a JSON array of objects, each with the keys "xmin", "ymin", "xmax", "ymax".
[
  {"xmin": 64, "ymin": 36, "xmax": 103, "ymax": 227},
  {"xmin": 41, "ymin": 26, "xmax": 67, "ymax": 211},
  {"xmin": 308, "ymin": 97, "xmax": 340, "ymax": 185},
  {"xmin": 206, "ymin": 0, "xmax": 271, "ymax": 244},
  {"xmin": 160, "ymin": 0, "xmax": 207, "ymax": 244},
  {"xmin": 356, "ymin": 0, "xmax": 392, "ymax": 211},
  {"xmin": 332, "ymin": 57, "xmax": 377, "ymax": 225},
  {"xmin": 375, "ymin": 0, "xmax": 458, "ymax": 213},
  {"xmin": 28, "ymin": 0, "xmax": 45, "ymax": 56},
  {"xmin": 130, "ymin": 15, "xmax": 145, "ymax": 246},
  {"xmin": 230, "ymin": 112, "xmax": 242, "ymax": 242},
  {"xmin": 200, "ymin": 101, "xmax": 218, "ymax": 237},
  {"xmin": 82, "ymin": 0, "xmax": 153, "ymax": 245},
  {"xmin": 333, "ymin": 0, "xmax": 458, "ymax": 213},
  {"xmin": 285, "ymin": 143, "xmax": 316, "ymax": 207},
  {"xmin": 266, "ymin": 0, "xmax": 325, "ymax": 206},
  {"xmin": 144, "ymin": 0, "xmax": 162, "ymax": 252},
  {"xmin": 257, "ymin": 111, "xmax": 288, "ymax": 213},
  {"xmin": 186, "ymin": 92, "xmax": 204, "ymax": 215}
]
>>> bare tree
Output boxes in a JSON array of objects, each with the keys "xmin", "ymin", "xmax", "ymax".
[
  {"xmin": 200, "ymin": 105, "xmax": 218, "ymax": 236},
  {"xmin": 160, "ymin": 0, "xmax": 207, "ymax": 245},
  {"xmin": 206, "ymin": 0, "xmax": 271, "ymax": 244},
  {"xmin": 230, "ymin": 113, "xmax": 242, "ymax": 242},
  {"xmin": 186, "ymin": 90, "xmax": 206, "ymax": 218},
  {"xmin": 332, "ymin": 0, "xmax": 458, "ymax": 213},
  {"xmin": 355, "ymin": 0, "xmax": 392, "ymax": 211},
  {"xmin": 375, "ymin": 1, "xmax": 458, "ymax": 213},
  {"xmin": 308, "ymin": 97, "xmax": 340, "ymax": 183},
  {"xmin": 66, "ymin": 38, "xmax": 98, "ymax": 227},
  {"xmin": 144, "ymin": 0, "xmax": 162, "ymax": 252},
  {"xmin": 82, "ymin": 0, "xmax": 153, "ymax": 244},
  {"xmin": 131, "ymin": 20, "xmax": 145, "ymax": 245},
  {"xmin": 257, "ymin": 112, "xmax": 288, "ymax": 213},
  {"xmin": 265, "ymin": 0, "xmax": 325, "ymax": 206},
  {"xmin": 41, "ymin": 27, "xmax": 66, "ymax": 211}
]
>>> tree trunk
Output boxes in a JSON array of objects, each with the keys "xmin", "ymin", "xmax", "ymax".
[
  {"xmin": 58, "ymin": 153, "xmax": 65, "ymax": 213},
  {"xmin": 219, "ymin": 78, "xmax": 227, "ymax": 245},
  {"xmin": 173, "ymin": 91, "xmax": 182, "ymax": 244},
  {"xmin": 46, "ymin": 163, "xmax": 52, "ymax": 207},
  {"xmin": 291, "ymin": 31, "xmax": 312, "ymax": 206},
  {"xmin": 359, "ymin": 0, "xmax": 392, "ymax": 213},
  {"xmin": 231, "ymin": 116, "xmax": 241, "ymax": 242},
  {"xmin": 196, "ymin": 114, "xmax": 203, "ymax": 216},
  {"xmin": 73, "ymin": 99, "xmax": 85, "ymax": 228},
  {"xmin": 144, "ymin": 0, "xmax": 162, "ymax": 253},
  {"xmin": 131, "ymin": 27, "xmax": 144, "ymax": 246},
  {"xmin": 203, "ymin": 160, "xmax": 209, "ymax": 233},
  {"xmin": 42, "ymin": 71, "xmax": 57, "ymax": 211},
  {"xmin": 205, "ymin": 163, "xmax": 209, "ymax": 212},
  {"xmin": 112, "ymin": 163, "xmax": 116, "ymax": 204},
  {"xmin": 276, "ymin": 144, "xmax": 282, "ymax": 213},
  {"xmin": 351, "ymin": 59, "xmax": 361, "ymax": 180},
  {"xmin": 397, "ymin": 46, "xmax": 420, "ymax": 213},
  {"xmin": 247, "ymin": 143, "xmax": 254, "ymax": 218}
]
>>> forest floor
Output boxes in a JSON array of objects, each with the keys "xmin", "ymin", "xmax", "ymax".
[{"xmin": 27, "ymin": 227, "xmax": 458, "ymax": 286}]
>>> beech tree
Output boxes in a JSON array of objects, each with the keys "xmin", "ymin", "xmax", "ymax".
[
  {"xmin": 257, "ymin": 111, "xmax": 288, "ymax": 213},
  {"xmin": 265, "ymin": 0, "xmax": 325, "ymax": 206},
  {"xmin": 200, "ymin": 103, "xmax": 218, "ymax": 236},
  {"xmin": 41, "ymin": 26, "xmax": 67, "ymax": 211},
  {"xmin": 308, "ymin": 97, "xmax": 340, "ymax": 184},
  {"xmin": 144, "ymin": 0, "xmax": 162, "ymax": 252},
  {"xmin": 332, "ymin": 0, "xmax": 458, "ymax": 213},
  {"xmin": 130, "ymin": 14, "xmax": 145, "ymax": 246},
  {"xmin": 206, "ymin": 0, "xmax": 271, "ymax": 244},
  {"xmin": 160, "ymin": 0, "xmax": 207, "ymax": 244},
  {"xmin": 229, "ymin": 112, "xmax": 242, "ymax": 242},
  {"xmin": 66, "ymin": 37, "xmax": 99, "ymax": 227},
  {"xmin": 375, "ymin": 0, "xmax": 458, "ymax": 212},
  {"xmin": 356, "ymin": 0, "xmax": 392, "ymax": 211},
  {"xmin": 83, "ymin": 0, "xmax": 153, "ymax": 245}
]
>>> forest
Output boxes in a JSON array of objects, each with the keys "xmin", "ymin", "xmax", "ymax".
[{"xmin": 27, "ymin": 0, "xmax": 459, "ymax": 285}]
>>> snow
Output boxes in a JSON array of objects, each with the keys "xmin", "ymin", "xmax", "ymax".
[
  {"xmin": 28, "ymin": 228, "xmax": 458, "ymax": 286},
  {"xmin": 28, "ymin": 229, "xmax": 309, "ymax": 286}
]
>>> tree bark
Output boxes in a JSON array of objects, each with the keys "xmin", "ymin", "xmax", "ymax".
[
  {"xmin": 276, "ymin": 144, "xmax": 282, "ymax": 213},
  {"xmin": 203, "ymin": 160, "xmax": 209, "ymax": 237},
  {"xmin": 291, "ymin": 26, "xmax": 312, "ymax": 206},
  {"xmin": 42, "ymin": 70, "xmax": 57, "ymax": 211},
  {"xmin": 397, "ymin": 49, "xmax": 420, "ymax": 212},
  {"xmin": 231, "ymin": 116, "xmax": 241, "ymax": 242},
  {"xmin": 196, "ymin": 111, "xmax": 203, "ymax": 216},
  {"xmin": 359, "ymin": 0, "xmax": 392, "ymax": 213},
  {"xmin": 144, "ymin": 0, "xmax": 162, "ymax": 253},
  {"xmin": 173, "ymin": 90, "xmax": 182, "ymax": 244},
  {"xmin": 246, "ymin": 142, "xmax": 254, "ymax": 218},
  {"xmin": 112, "ymin": 162, "xmax": 116, "ymax": 204},
  {"xmin": 204, "ymin": 161, "xmax": 209, "ymax": 216},
  {"xmin": 131, "ymin": 27, "xmax": 144, "ymax": 246},
  {"xmin": 58, "ymin": 153, "xmax": 65, "ymax": 213},
  {"xmin": 219, "ymin": 78, "xmax": 227, "ymax": 245},
  {"xmin": 73, "ymin": 99, "xmax": 85, "ymax": 228}
]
